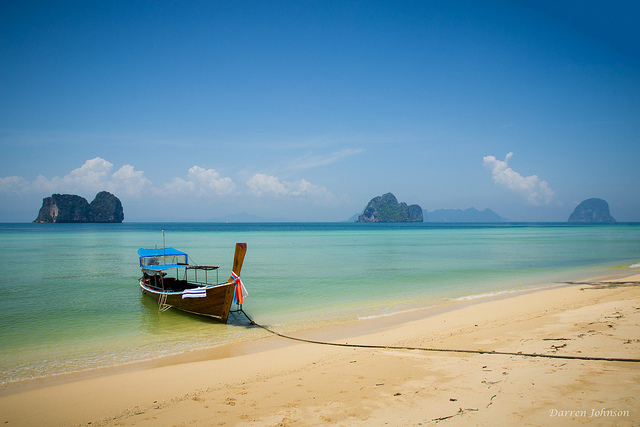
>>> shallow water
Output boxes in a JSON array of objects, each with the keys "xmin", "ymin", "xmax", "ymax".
[{"xmin": 1, "ymin": 222, "xmax": 638, "ymax": 383}]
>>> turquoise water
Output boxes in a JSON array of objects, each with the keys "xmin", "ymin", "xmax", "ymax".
[{"xmin": 1, "ymin": 222, "xmax": 639, "ymax": 384}]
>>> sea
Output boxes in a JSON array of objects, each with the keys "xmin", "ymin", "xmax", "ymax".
[{"xmin": 1, "ymin": 222, "xmax": 639, "ymax": 385}]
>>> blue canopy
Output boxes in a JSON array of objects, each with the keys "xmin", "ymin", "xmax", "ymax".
[
  {"xmin": 138, "ymin": 248, "xmax": 187, "ymax": 258},
  {"xmin": 138, "ymin": 247, "xmax": 195, "ymax": 271}
]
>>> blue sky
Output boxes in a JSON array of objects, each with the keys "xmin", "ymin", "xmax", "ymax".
[{"xmin": 1, "ymin": 0, "xmax": 639, "ymax": 222}]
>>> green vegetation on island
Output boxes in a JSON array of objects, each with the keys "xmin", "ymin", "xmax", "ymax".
[
  {"xmin": 568, "ymin": 198, "xmax": 616, "ymax": 223},
  {"xmin": 356, "ymin": 193, "xmax": 423, "ymax": 223},
  {"xmin": 33, "ymin": 191, "xmax": 124, "ymax": 223}
]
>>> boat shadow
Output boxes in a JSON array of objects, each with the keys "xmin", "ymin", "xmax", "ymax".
[{"xmin": 138, "ymin": 293, "xmax": 255, "ymax": 328}]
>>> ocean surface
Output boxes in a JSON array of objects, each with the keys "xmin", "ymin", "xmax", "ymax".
[{"xmin": 1, "ymin": 222, "xmax": 639, "ymax": 384}]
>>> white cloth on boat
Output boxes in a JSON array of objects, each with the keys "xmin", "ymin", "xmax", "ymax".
[{"xmin": 182, "ymin": 287, "xmax": 207, "ymax": 299}]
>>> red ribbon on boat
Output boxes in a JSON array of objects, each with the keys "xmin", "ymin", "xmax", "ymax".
[{"xmin": 231, "ymin": 271, "xmax": 248, "ymax": 305}]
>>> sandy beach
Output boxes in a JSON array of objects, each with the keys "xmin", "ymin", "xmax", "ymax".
[{"xmin": 1, "ymin": 271, "xmax": 639, "ymax": 426}]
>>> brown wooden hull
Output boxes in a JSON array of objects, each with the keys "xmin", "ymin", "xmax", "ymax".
[{"xmin": 140, "ymin": 281, "xmax": 236, "ymax": 322}]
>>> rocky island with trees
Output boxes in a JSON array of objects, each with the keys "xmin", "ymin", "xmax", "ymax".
[
  {"xmin": 33, "ymin": 191, "xmax": 124, "ymax": 223},
  {"xmin": 356, "ymin": 193, "xmax": 423, "ymax": 223},
  {"xmin": 568, "ymin": 198, "xmax": 616, "ymax": 223}
]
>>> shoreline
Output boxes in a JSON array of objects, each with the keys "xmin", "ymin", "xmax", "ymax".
[
  {"xmin": 0, "ymin": 269, "xmax": 586, "ymax": 389},
  {"xmin": 1, "ymin": 269, "xmax": 639, "ymax": 425},
  {"xmin": 0, "ymin": 272, "xmax": 598, "ymax": 394}
]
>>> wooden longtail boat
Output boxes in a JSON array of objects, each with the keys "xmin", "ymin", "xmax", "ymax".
[{"xmin": 138, "ymin": 243, "xmax": 247, "ymax": 322}]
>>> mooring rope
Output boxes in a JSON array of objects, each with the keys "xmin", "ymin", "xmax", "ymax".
[{"xmin": 235, "ymin": 309, "xmax": 640, "ymax": 363}]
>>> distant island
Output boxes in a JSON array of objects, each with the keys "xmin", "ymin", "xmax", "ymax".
[
  {"xmin": 425, "ymin": 207, "xmax": 507, "ymax": 222},
  {"xmin": 349, "ymin": 195, "xmax": 506, "ymax": 223},
  {"xmin": 356, "ymin": 193, "xmax": 423, "ymax": 223},
  {"xmin": 33, "ymin": 191, "xmax": 124, "ymax": 223},
  {"xmin": 568, "ymin": 198, "xmax": 616, "ymax": 223}
]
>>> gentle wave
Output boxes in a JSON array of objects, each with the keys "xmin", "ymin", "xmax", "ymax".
[{"xmin": 453, "ymin": 283, "xmax": 564, "ymax": 301}]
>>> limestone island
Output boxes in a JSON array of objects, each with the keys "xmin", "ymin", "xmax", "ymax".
[
  {"xmin": 568, "ymin": 198, "xmax": 616, "ymax": 223},
  {"xmin": 356, "ymin": 193, "xmax": 423, "ymax": 223},
  {"xmin": 33, "ymin": 191, "xmax": 124, "ymax": 223}
]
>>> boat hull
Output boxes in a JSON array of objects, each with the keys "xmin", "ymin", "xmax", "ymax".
[{"xmin": 139, "ymin": 280, "xmax": 236, "ymax": 322}]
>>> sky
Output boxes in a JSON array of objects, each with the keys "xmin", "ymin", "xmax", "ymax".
[{"xmin": 1, "ymin": 0, "xmax": 639, "ymax": 222}]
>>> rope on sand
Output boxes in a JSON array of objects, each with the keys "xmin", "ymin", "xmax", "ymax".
[{"xmin": 235, "ymin": 309, "xmax": 640, "ymax": 363}]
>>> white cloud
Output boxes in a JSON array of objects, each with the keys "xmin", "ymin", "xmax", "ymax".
[
  {"xmin": 247, "ymin": 174, "xmax": 288, "ymax": 197},
  {"xmin": 483, "ymin": 152, "xmax": 554, "ymax": 205},
  {"xmin": 247, "ymin": 173, "xmax": 333, "ymax": 200},
  {"xmin": 112, "ymin": 164, "xmax": 151, "ymax": 196},
  {"xmin": 187, "ymin": 166, "xmax": 235, "ymax": 195},
  {"xmin": 160, "ymin": 166, "xmax": 235, "ymax": 197},
  {"xmin": 1, "ymin": 158, "xmax": 335, "ymax": 210},
  {"xmin": 0, "ymin": 157, "xmax": 151, "ymax": 197},
  {"xmin": 64, "ymin": 157, "xmax": 113, "ymax": 188},
  {"xmin": 0, "ymin": 176, "xmax": 31, "ymax": 194}
]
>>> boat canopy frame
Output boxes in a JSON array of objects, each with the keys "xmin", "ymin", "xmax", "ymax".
[
  {"xmin": 138, "ymin": 248, "xmax": 221, "ymax": 285},
  {"xmin": 138, "ymin": 247, "xmax": 192, "ymax": 271}
]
